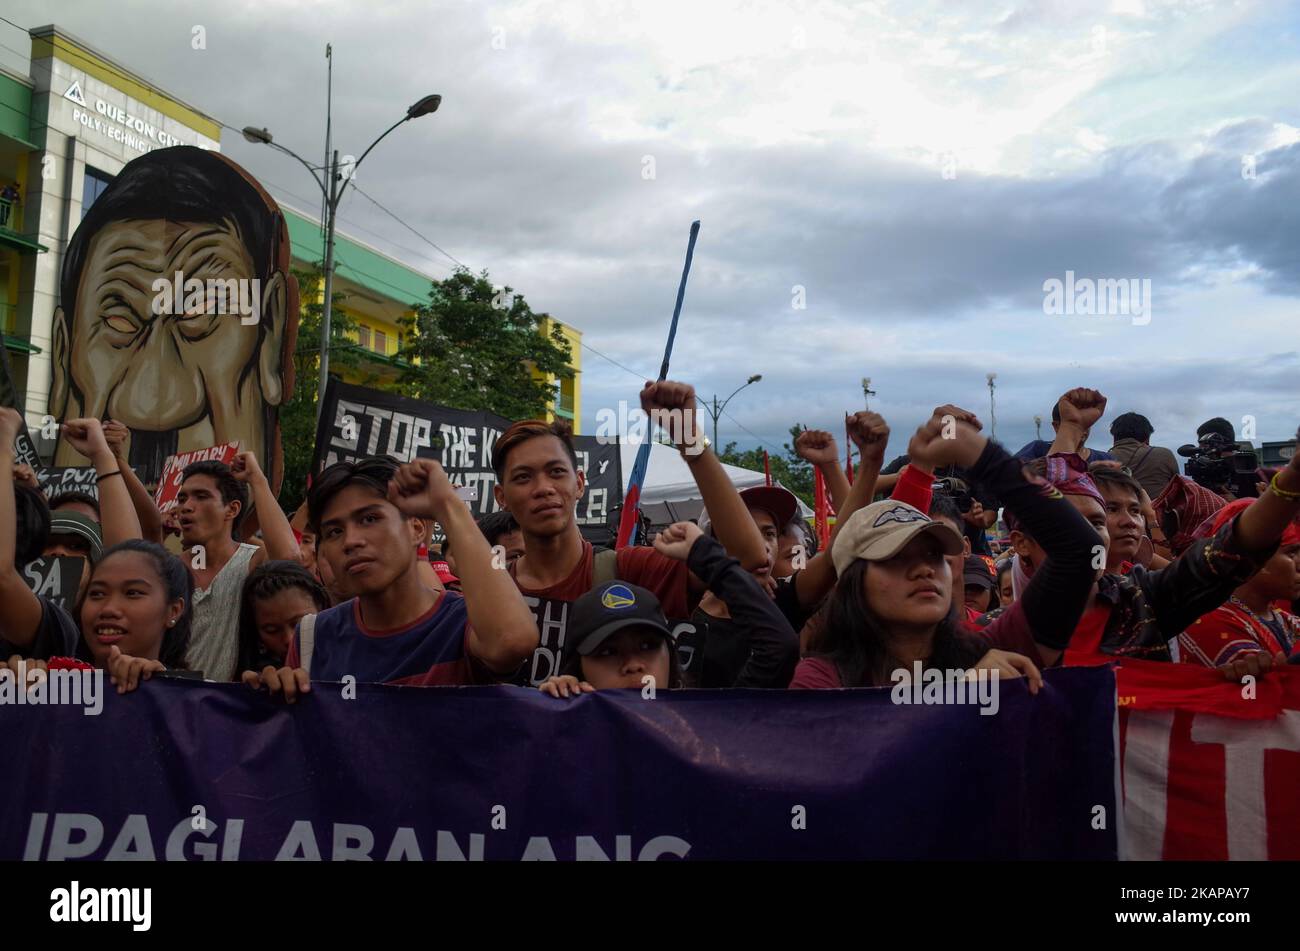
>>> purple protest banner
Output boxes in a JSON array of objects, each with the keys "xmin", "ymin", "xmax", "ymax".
[{"xmin": 4, "ymin": 667, "xmax": 1117, "ymax": 861}]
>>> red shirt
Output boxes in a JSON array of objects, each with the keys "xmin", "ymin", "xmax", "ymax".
[
  {"xmin": 1060, "ymin": 606, "xmax": 1114, "ymax": 667},
  {"xmin": 1177, "ymin": 602, "xmax": 1300, "ymax": 668},
  {"xmin": 789, "ymin": 655, "xmax": 843, "ymax": 689},
  {"xmin": 509, "ymin": 539, "xmax": 690, "ymax": 618}
]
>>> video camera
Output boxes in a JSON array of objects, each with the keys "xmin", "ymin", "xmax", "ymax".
[
  {"xmin": 1177, "ymin": 433, "xmax": 1260, "ymax": 498},
  {"xmin": 932, "ymin": 476, "xmax": 973, "ymax": 513}
]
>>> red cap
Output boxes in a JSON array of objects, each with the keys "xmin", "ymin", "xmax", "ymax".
[{"xmin": 430, "ymin": 560, "xmax": 459, "ymax": 586}]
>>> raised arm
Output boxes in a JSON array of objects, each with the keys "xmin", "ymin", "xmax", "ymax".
[
  {"xmin": 1047, "ymin": 389, "xmax": 1105, "ymax": 459},
  {"xmin": 910, "ymin": 404, "xmax": 1102, "ymax": 667},
  {"xmin": 1139, "ymin": 453, "xmax": 1300, "ymax": 640},
  {"xmin": 61, "ymin": 418, "xmax": 141, "ymax": 547},
  {"xmin": 794, "ymin": 429, "xmax": 850, "ymax": 513},
  {"xmin": 656, "ymin": 522, "xmax": 798, "ymax": 688},
  {"xmin": 103, "ymin": 420, "xmax": 164, "ymax": 545},
  {"xmin": 1233, "ymin": 451, "xmax": 1300, "ymax": 552},
  {"xmin": 0, "ymin": 408, "xmax": 45, "ymax": 649},
  {"xmin": 793, "ymin": 412, "xmax": 888, "ymax": 610},
  {"xmin": 231, "ymin": 450, "xmax": 300, "ymax": 564},
  {"xmin": 389, "ymin": 458, "xmax": 538, "ymax": 674},
  {"xmin": 642, "ymin": 380, "xmax": 767, "ymax": 572}
]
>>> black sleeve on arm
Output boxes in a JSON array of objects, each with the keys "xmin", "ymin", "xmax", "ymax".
[
  {"xmin": 968, "ymin": 442, "xmax": 1101, "ymax": 651},
  {"xmin": 1139, "ymin": 513, "xmax": 1277, "ymax": 640},
  {"xmin": 686, "ymin": 534, "xmax": 799, "ymax": 688}
]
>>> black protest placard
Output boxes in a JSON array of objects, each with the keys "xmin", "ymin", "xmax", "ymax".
[
  {"xmin": 38, "ymin": 466, "xmax": 99, "ymax": 501},
  {"xmin": 37, "ymin": 466, "xmax": 148, "ymax": 502},
  {"xmin": 21, "ymin": 557, "xmax": 86, "ymax": 615},
  {"xmin": 313, "ymin": 379, "xmax": 622, "ymax": 543}
]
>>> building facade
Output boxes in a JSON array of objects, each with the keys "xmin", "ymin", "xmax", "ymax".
[{"xmin": 0, "ymin": 23, "xmax": 580, "ymax": 456}]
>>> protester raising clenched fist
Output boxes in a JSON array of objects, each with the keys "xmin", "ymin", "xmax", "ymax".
[
  {"xmin": 102, "ymin": 419, "xmax": 131, "ymax": 461},
  {"xmin": 652, "ymin": 519, "xmax": 705, "ymax": 562},
  {"xmin": 844, "ymin": 411, "xmax": 890, "ymax": 469},
  {"xmin": 793, "ymin": 429, "xmax": 839, "ymax": 467},
  {"xmin": 386, "ymin": 457, "xmax": 462, "ymax": 518},
  {"xmin": 906, "ymin": 405, "xmax": 988, "ymax": 471},
  {"xmin": 60, "ymin": 418, "xmax": 112, "ymax": 460},
  {"xmin": 229, "ymin": 450, "xmax": 268, "ymax": 486},
  {"xmin": 640, "ymin": 380, "xmax": 703, "ymax": 450},
  {"xmin": 1055, "ymin": 388, "xmax": 1107, "ymax": 430}
]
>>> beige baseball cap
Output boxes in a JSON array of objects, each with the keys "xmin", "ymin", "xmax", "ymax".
[{"xmin": 831, "ymin": 500, "xmax": 965, "ymax": 577}]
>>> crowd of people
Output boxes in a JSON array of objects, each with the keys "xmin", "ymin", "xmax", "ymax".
[{"xmin": 2, "ymin": 380, "xmax": 1299, "ymax": 710}]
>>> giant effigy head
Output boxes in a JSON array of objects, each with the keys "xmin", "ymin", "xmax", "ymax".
[{"xmin": 48, "ymin": 145, "xmax": 299, "ymax": 489}]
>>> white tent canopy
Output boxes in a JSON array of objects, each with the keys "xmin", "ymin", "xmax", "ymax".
[{"xmin": 617, "ymin": 442, "xmax": 813, "ymax": 526}]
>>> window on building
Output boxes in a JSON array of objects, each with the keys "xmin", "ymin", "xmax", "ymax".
[
  {"xmin": 81, "ymin": 167, "xmax": 114, "ymax": 219},
  {"xmin": 357, "ymin": 326, "xmax": 371, "ymax": 350},
  {"xmin": 373, "ymin": 329, "xmax": 387, "ymax": 355}
]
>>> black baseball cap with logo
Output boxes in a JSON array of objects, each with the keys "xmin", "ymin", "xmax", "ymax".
[{"xmin": 568, "ymin": 580, "xmax": 675, "ymax": 656}]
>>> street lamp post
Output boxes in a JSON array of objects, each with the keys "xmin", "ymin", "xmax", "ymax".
[
  {"xmin": 705, "ymin": 374, "xmax": 762, "ymax": 449},
  {"xmin": 244, "ymin": 77, "xmax": 441, "ymax": 414},
  {"xmin": 986, "ymin": 372, "xmax": 997, "ymax": 441},
  {"xmin": 862, "ymin": 377, "xmax": 876, "ymax": 410}
]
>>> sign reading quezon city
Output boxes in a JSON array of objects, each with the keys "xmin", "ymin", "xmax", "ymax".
[{"xmin": 62, "ymin": 79, "xmax": 195, "ymax": 154}]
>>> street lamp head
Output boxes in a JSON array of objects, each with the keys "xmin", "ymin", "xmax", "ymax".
[
  {"xmin": 241, "ymin": 126, "xmax": 273, "ymax": 145},
  {"xmin": 407, "ymin": 94, "xmax": 442, "ymax": 119},
  {"xmin": 987, "ymin": 372, "xmax": 997, "ymax": 385},
  {"xmin": 747, "ymin": 374, "xmax": 762, "ymax": 384}
]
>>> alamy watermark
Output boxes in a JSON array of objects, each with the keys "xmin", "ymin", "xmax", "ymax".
[
  {"xmin": 0, "ymin": 662, "xmax": 104, "ymax": 715},
  {"xmin": 49, "ymin": 881, "xmax": 150, "ymax": 931},
  {"xmin": 150, "ymin": 271, "xmax": 262, "ymax": 325},
  {"xmin": 890, "ymin": 661, "xmax": 1000, "ymax": 716},
  {"xmin": 594, "ymin": 402, "xmax": 707, "ymax": 456},
  {"xmin": 1042, "ymin": 270, "xmax": 1151, "ymax": 326}
]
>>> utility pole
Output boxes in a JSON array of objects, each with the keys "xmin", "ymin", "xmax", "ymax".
[
  {"xmin": 861, "ymin": 377, "xmax": 876, "ymax": 410},
  {"xmin": 987, "ymin": 373, "xmax": 997, "ymax": 441}
]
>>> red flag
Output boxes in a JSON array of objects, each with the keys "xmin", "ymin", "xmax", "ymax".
[
  {"xmin": 1117, "ymin": 660, "xmax": 1300, "ymax": 860},
  {"xmin": 814, "ymin": 467, "xmax": 831, "ymax": 550}
]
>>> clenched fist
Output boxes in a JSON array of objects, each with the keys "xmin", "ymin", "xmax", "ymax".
[
  {"xmin": 230, "ymin": 451, "xmax": 267, "ymax": 486},
  {"xmin": 845, "ymin": 412, "xmax": 890, "ymax": 469},
  {"xmin": 653, "ymin": 520, "xmax": 705, "ymax": 562},
  {"xmin": 794, "ymin": 429, "xmax": 839, "ymax": 467},
  {"xmin": 1056, "ymin": 388, "xmax": 1107, "ymax": 431},
  {"xmin": 640, "ymin": 380, "xmax": 704, "ymax": 452},
  {"xmin": 387, "ymin": 458, "xmax": 461, "ymax": 517},
  {"xmin": 907, "ymin": 405, "xmax": 987, "ymax": 471}
]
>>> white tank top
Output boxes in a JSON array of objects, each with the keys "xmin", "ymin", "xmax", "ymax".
[{"xmin": 186, "ymin": 543, "xmax": 258, "ymax": 681}]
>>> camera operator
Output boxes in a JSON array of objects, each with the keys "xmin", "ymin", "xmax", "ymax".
[
  {"xmin": 1108, "ymin": 412, "xmax": 1179, "ymax": 498},
  {"xmin": 1178, "ymin": 417, "xmax": 1262, "ymax": 501}
]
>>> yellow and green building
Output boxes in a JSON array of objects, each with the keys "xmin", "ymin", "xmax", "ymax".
[{"xmin": 0, "ymin": 23, "xmax": 581, "ymax": 450}]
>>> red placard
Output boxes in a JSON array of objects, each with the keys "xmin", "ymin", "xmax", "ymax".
[{"xmin": 153, "ymin": 442, "xmax": 240, "ymax": 513}]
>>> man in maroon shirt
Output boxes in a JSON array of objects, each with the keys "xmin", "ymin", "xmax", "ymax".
[{"xmin": 492, "ymin": 381, "xmax": 767, "ymax": 682}]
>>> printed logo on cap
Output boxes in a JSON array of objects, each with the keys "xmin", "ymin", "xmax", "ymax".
[
  {"xmin": 601, "ymin": 584, "xmax": 636, "ymax": 610},
  {"xmin": 873, "ymin": 505, "xmax": 930, "ymax": 529}
]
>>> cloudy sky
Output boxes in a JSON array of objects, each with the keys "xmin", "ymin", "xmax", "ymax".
[{"xmin": 3, "ymin": 0, "xmax": 1299, "ymax": 462}]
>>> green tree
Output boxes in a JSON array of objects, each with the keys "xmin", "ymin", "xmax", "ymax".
[
  {"xmin": 277, "ymin": 264, "xmax": 361, "ymax": 514},
  {"xmin": 396, "ymin": 268, "xmax": 572, "ymax": 420}
]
